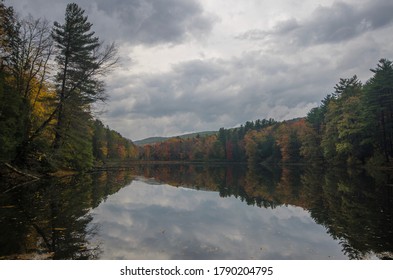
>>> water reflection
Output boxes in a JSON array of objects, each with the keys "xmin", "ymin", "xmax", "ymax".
[
  {"xmin": 0, "ymin": 164, "xmax": 392, "ymax": 259},
  {"xmin": 0, "ymin": 171, "xmax": 134, "ymax": 259},
  {"xmin": 90, "ymin": 180, "xmax": 344, "ymax": 259}
]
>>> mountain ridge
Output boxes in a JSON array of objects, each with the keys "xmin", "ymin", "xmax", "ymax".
[{"xmin": 134, "ymin": 131, "xmax": 217, "ymax": 146}]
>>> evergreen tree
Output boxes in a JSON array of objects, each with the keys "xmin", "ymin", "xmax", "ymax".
[
  {"xmin": 52, "ymin": 3, "xmax": 100, "ymax": 149},
  {"xmin": 364, "ymin": 59, "xmax": 393, "ymax": 163},
  {"xmin": 51, "ymin": 3, "xmax": 117, "ymax": 169},
  {"xmin": 0, "ymin": 1, "xmax": 20, "ymax": 69},
  {"xmin": 0, "ymin": 2, "xmax": 22, "ymax": 160},
  {"xmin": 320, "ymin": 76, "xmax": 369, "ymax": 164}
]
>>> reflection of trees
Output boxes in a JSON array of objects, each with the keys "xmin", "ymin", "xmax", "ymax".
[
  {"xmin": 127, "ymin": 164, "xmax": 393, "ymax": 260},
  {"xmin": 303, "ymin": 168, "xmax": 393, "ymax": 259},
  {"xmin": 242, "ymin": 165, "xmax": 393, "ymax": 260},
  {"xmin": 0, "ymin": 171, "xmax": 134, "ymax": 259},
  {"xmin": 2, "ymin": 164, "xmax": 391, "ymax": 259},
  {"xmin": 131, "ymin": 164, "xmax": 226, "ymax": 191}
]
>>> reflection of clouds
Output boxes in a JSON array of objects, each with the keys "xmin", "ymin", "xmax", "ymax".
[{"xmin": 89, "ymin": 180, "xmax": 345, "ymax": 259}]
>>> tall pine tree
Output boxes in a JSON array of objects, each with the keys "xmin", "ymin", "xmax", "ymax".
[
  {"xmin": 51, "ymin": 3, "xmax": 117, "ymax": 169},
  {"xmin": 0, "ymin": 2, "xmax": 21, "ymax": 160},
  {"xmin": 364, "ymin": 59, "xmax": 393, "ymax": 163}
]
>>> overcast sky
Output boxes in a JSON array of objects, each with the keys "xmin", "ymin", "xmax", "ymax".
[{"xmin": 7, "ymin": 0, "xmax": 393, "ymax": 141}]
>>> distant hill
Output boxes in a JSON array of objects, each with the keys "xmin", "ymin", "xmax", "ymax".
[
  {"xmin": 134, "ymin": 131, "xmax": 217, "ymax": 146},
  {"xmin": 134, "ymin": 137, "xmax": 168, "ymax": 146}
]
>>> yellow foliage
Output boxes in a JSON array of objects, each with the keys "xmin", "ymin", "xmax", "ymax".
[
  {"xmin": 100, "ymin": 145, "xmax": 108, "ymax": 158},
  {"xmin": 28, "ymin": 78, "xmax": 57, "ymax": 140},
  {"xmin": 30, "ymin": 79, "xmax": 56, "ymax": 122}
]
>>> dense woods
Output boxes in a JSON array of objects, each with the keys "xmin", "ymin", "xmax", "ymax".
[
  {"xmin": 2, "ymin": 1, "xmax": 393, "ymax": 173},
  {"xmin": 0, "ymin": 2, "xmax": 136, "ymax": 172}
]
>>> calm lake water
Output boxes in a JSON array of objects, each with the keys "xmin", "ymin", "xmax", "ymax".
[{"xmin": 1, "ymin": 164, "xmax": 392, "ymax": 259}]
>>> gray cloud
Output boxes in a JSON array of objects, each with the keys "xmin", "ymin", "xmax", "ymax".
[
  {"xmin": 91, "ymin": 0, "xmax": 216, "ymax": 44},
  {"xmin": 7, "ymin": 0, "xmax": 216, "ymax": 45},
  {"xmin": 238, "ymin": 0, "xmax": 393, "ymax": 46},
  {"xmin": 105, "ymin": 40, "xmax": 392, "ymax": 140},
  {"xmin": 104, "ymin": 53, "xmax": 334, "ymax": 139},
  {"xmin": 104, "ymin": 27, "xmax": 393, "ymax": 140},
  {"xmin": 6, "ymin": 0, "xmax": 393, "ymax": 141}
]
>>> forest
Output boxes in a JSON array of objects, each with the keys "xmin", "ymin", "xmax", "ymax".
[
  {"xmin": 0, "ymin": 2, "xmax": 138, "ymax": 173},
  {"xmin": 140, "ymin": 64, "xmax": 393, "ymax": 168},
  {"xmin": 1, "ymin": 1, "xmax": 393, "ymax": 175}
]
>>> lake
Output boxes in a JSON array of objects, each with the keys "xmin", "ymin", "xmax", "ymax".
[{"xmin": 0, "ymin": 164, "xmax": 392, "ymax": 259}]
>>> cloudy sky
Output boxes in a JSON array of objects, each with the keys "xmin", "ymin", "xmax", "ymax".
[{"xmin": 7, "ymin": 0, "xmax": 393, "ymax": 140}]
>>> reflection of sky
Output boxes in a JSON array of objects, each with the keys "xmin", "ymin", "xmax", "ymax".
[{"xmin": 88, "ymin": 180, "xmax": 346, "ymax": 260}]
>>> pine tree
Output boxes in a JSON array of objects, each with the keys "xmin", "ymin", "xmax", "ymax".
[
  {"xmin": 52, "ymin": 3, "xmax": 100, "ymax": 149},
  {"xmin": 0, "ymin": 2, "xmax": 22, "ymax": 160},
  {"xmin": 51, "ymin": 3, "xmax": 117, "ymax": 169},
  {"xmin": 320, "ymin": 75, "xmax": 370, "ymax": 164},
  {"xmin": 364, "ymin": 59, "xmax": 393, "ymax": 162}
]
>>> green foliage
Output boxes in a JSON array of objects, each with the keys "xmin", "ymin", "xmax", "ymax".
[
  {"xmin": 363, "ymin": 59, "xmax": 393, "ymax": 162},
  {"xmin": 312, "ymin": 70, "xmax": 391, "ymax": 166},
  {"xmin": 320, "ymin": 76, "xmax": 366, "ymax": 164},
  {"xmin": 0, "ymin": 1, "xmax": 19, "ymax": 67},
  {"xmin": 0, "ymin": 3, "xmax": 23, "ymax": 160},
  {"xmin": 92, "ymin": 119, "xmax": 138, "ymax": 163},
  {"xmin": 44, "ymin": 3, "xmax": 118, "ymax": 170},
  {"xmin": 306, "ymin": 95, "xmax": 332, "ymax": 133},
  {"xmin": 245, "ymin": 129, "xmax": 277, "ymax": 164},
  {"xmin": 0, "ymin": 2, "xmax": 124, "ymax": 172},
  {"xmin": 52, "ymin": 98, "xmax": 94, "ymax": 170},
  {"xmin": 0, "ymin": 71, "xmax": 24, "ymax": 160},
  {"xmin": 52, "ymin": 3, "xmax": 101, "ymax": 150}
]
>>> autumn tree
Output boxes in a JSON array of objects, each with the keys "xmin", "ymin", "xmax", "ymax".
[
  {"xmin": 320, "ymin": 76, "xmax": 372, "ymax": 164},
  {"xmin": 92, "ymin": 119, "xmax": 108, "ymax": 160},
  {"xmin": 244, "ymin": 127, "xmax": 278, "ymax": 164},
  {"xmin": 275, "ymin": 120, "xmax": 304, "ymax": 163},
  {"xmin": 298, "ymin": 121, "xmax": 323, "ymax": 163},
  {"xmin": 11, "ymin": 17, "xmax": 54, "ymax": 163},
  {"xmin": 0, "ymin": 2, "xmax": 54, "ymax": 163},
  {"xmin": 302, "ymin": 95, "xmax": 333, "ymax": 163}
]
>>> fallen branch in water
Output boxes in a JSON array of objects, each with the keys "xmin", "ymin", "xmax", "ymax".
[
  {"xmin": 2, "ymin": 178, "xmax": 40, "ymax": 193},
  {"xmin": 4, "ymin": 163, "xmax": 41, "ymax": 180}
]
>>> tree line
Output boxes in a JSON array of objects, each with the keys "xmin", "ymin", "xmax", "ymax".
[
  {"xmin": 140, "ymin": 59, "xmax": 393, "ymax": 167},
  {"xmin": 0, "ymin": 1, "xmax": 138, "ymax": 171}
]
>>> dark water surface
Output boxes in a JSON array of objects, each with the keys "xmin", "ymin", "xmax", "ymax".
[{"xmin": 1, "ymin": 164, "xmax": 392, "ymax": 259}]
